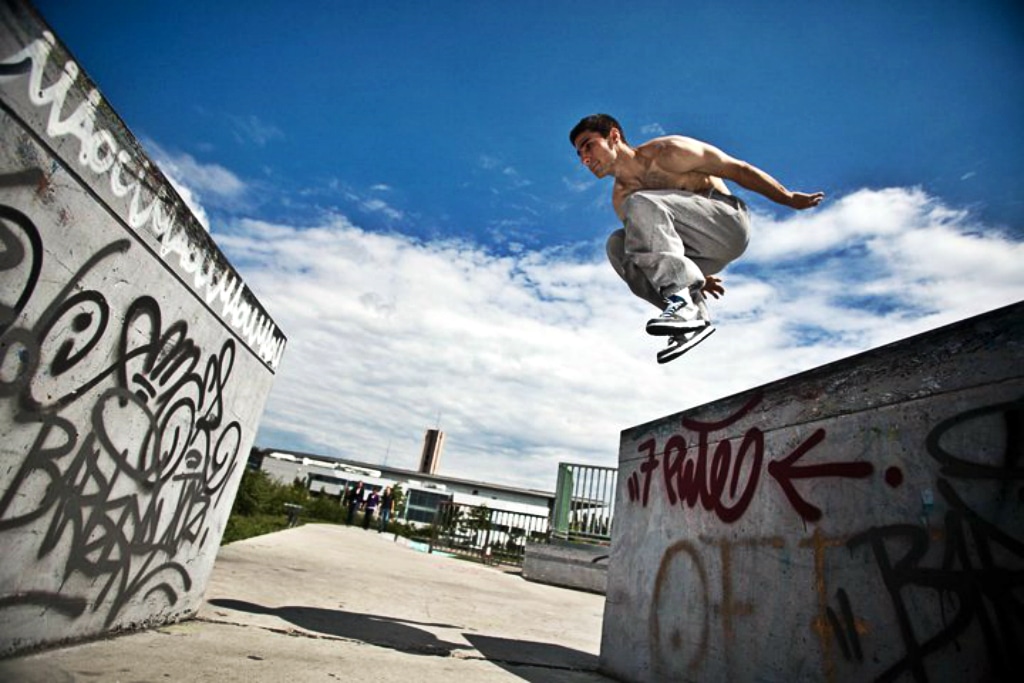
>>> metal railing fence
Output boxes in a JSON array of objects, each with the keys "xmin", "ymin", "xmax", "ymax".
[
  {"xmin": 429, "ymin": 501, "xmax": 549, "ymax": 566},
  {"xmin": 551, "ymin": 463, "xmax": 617, "ymax": 543}
]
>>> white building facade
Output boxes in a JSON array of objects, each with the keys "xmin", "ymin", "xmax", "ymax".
[{"xmin": 255, "ymin": 449, "xmax": 554, "ymax": 525}]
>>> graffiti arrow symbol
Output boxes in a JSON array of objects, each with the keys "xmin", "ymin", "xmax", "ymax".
[{"xmin": 766, "ymin": 429, "xmax": 874, "ymax": 521}]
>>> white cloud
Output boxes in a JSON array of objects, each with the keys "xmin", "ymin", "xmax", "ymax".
[
  {"xmin": 229, "ymin": 113, "xmax": 284, "ymax": 147},
  {"xmin": 163, "ymin": 175, "xmax": 211, "ymax": 231},
  {"xmin": 220, "ymin": 187, "xmax": 1024, "ymax": 491},
  {"xmin": 360, "ymin": 198, "xmax": 404, "ymax": 221},
  {"xmin": 330, "ymin": 183, "xmax": 406, "ymax": 222},
  {"xmin": 145, "ymin": 140, "xmax": 248, "ymax": 230},
  {"xmin": 743, "ymin": 187, "xmax": 946, "ymax": 261},
  {"xmin": 503, "ymin": 166, "xmax": 532, "ymax": 188},
  {"xmin": 562, "ymin": 175, "xmax": 595, "ymax": 193},
  {"xmin": 146, "ymin": 142, "xmax": 246, "ymax": 199},
  {"xmin": 641, "ymin": 122, "xmax": 666, "ymax": 136},
  {"xmin": 743, "ymin": 186, "xmax": 1023, "ymax": 331},
  {"xmin": 478, "ymin": 154, "xmax": 532, "ymax": 189}
]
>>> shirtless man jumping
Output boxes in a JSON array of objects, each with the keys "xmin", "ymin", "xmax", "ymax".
[{"xmin": 569, "ymin": 114, "xmax": 824, "ymax": 363}]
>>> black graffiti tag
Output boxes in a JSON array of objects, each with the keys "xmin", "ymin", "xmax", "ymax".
[{"xmin": 0, "ymin": 193, "xmax": 243, "ymax": 625}]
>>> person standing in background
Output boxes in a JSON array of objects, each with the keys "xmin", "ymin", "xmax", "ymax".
[
  {"xmin": 378, "ymin": 486, "xmax": 394, "ymax": 533},
  {"xmin": 345, "ymin": 481, "xmax": 364, "ymax": 526},
  {"xmin": 362, "ymin": 488, "xmax": 380, "ymax": 530}
]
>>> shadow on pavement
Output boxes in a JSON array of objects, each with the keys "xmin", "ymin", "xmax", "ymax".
[
  {"xmin": 209, "ymin": 599, "xmax": 606, "ymax": 680},
  {"xmin": 465, "ymin": 633, "xmax": 602, "ymax": 681},
  {"xmin": 208, "ymin": 598, "xmax": 469, "ymax": 656}
]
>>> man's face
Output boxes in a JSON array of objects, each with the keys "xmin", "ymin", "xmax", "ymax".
[{"xmin": 574, "ymin": 130, "xmax": 616, "ymax": 178}]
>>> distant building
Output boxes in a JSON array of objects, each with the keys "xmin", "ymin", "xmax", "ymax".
[
  {"xmin": 255, "ymin": 448, "xmax": 554, "ymax": 526},
  {"xmin": 418, "ymin": 428, "xmax": 445, "ymax": 475}
]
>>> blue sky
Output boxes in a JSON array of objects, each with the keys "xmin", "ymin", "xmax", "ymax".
[{"xmin": 33, "ymin": 1, "xmax": 1024, "ymax": 489}]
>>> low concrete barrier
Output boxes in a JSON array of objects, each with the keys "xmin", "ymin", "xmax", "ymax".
[
  {"xmin": 600, "ymin": 302, "xmax": 1023, "ymax": 682},
  {"xmin": 0, "ymin": 2, "xmax": 285, "ymax": 655},
  {"xmin": 523, "ymin": 539, "xmax": 610, "ymax": 595}
]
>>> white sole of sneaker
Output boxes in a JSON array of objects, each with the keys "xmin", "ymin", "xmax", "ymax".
[
  {"xmin": 657, "ymin": 326, "xmax": 716, "ymax": 364},
  {"xmin": 646, "ymin": 318, "xmax": 710, "ymax": 336}
]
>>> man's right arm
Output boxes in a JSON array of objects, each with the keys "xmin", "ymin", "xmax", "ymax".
[
  {"xmin": 728, "ymin": 161, "xmax": 825, "ymax": 210},
  {"xmin": 663, "ymin": 138, "xmax": 824, "ymax": 210}
]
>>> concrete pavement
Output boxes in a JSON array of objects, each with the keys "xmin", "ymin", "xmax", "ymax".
[{"xmin": 0, "ymin": 524, "xmax": 617, "ymax": 682}]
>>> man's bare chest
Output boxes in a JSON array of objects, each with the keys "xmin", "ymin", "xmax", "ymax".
[{"xmin": 638, "ymin": 167, "xmax": 712, "ymax": 192}]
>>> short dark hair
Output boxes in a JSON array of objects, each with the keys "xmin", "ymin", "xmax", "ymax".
[{"xmin": 569, "ymin": 114, "xmax": 625, "ymax": 147}]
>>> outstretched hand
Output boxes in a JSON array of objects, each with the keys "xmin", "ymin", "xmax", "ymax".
[
  {"xmin": 789, "ymin": 192, "xmax": 825, "ymax": 210},
  {"xmin": 702, "ymin": 275, "xmax": 725, "ymax": 299}
]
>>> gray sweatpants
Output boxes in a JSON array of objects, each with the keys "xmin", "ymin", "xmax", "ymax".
[{"xmin": 606, "ymin": 189, "xmax": 751, "ymax": 310}]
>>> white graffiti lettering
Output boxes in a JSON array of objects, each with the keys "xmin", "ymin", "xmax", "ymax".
[{"xmin": 0, "ymin": 33, "xmax": 285, "ymax": 369}]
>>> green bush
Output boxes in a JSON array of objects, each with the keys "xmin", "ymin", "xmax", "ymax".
[
  {"xmin": 222, "ymin": 513, "xmax": 289, "ymax": 544},
  {"xmin": 223, "ymin": 469, "xmax": 303, "ymax": 544},
  {"xmin": 268, "ymin": 477, "xmax": 312, "ymax": 514},
  {"xmin": 307, "ymin": 492, "xmax": 346, "ymax": 524}
]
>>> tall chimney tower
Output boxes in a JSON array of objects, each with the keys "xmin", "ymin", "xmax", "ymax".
[{"xmin": 418, "ymin": 429, "xmax": 445, "ymax": 475}]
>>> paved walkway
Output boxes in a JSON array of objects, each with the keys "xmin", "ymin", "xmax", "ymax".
[{"xmin": 0, "ymin": 524, "xmax": 617, "ymax": 682}]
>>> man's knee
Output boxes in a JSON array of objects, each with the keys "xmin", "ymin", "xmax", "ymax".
[
  {"xmin": 606, "ymin": 229, "xmax": 627, "ymax": 277},
  {"xmin": 606, "ymin": 229, "xmax": 625, "ymax": 261}
]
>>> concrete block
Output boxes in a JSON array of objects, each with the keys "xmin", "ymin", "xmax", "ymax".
[
  {"xmin": 0, "ymin": 2, "xmax": 285, "ymax": 655},
  {"xmin": 523, "ymin": 539, "xmax": 610, "ymax": 594},
  {"xmin": 600, "ymin": 302, "xmax": 1023, "ymax": 682}
]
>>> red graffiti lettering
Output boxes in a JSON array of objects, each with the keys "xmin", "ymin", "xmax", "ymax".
[{"xmin": 627, "ymin": 393, "xmax": 874, "ymax": 522}]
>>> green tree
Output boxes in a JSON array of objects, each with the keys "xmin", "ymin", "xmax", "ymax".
[
  {"xmin": 231, "ymin": 468, "xmax": 274, "ymax": 516},
  {"xmin": 391, "ymin": 484, "xmax": 406, "ymax": 518}
]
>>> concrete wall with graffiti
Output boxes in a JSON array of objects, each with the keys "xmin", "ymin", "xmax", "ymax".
[
  {"xmin": 0, "ymin": 2, "xmax": 286, "ymax": 655},
  {"xmin": 601, "ymin": 302, "xmax": 1023, "ymax": 683}
]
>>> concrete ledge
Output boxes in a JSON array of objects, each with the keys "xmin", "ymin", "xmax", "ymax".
[
  {"xmin": 522, "ymin": 540, "xmax": 610, "ymax": 595},
  {"xmin": 601, "ymin": 301, "xmax": 1024, "ymax": 683},
  {"xmin": 0, "ymin": 2, "xmax": 283, "ymax": 656}
]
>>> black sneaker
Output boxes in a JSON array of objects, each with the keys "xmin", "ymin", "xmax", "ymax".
[
  {"xmin": 657, "ymin": 325, "xmax": 716, "ymax": 364},
  {"xmin": 646, "ymin": 293, "xmax": 709, "ymax": 336}
]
